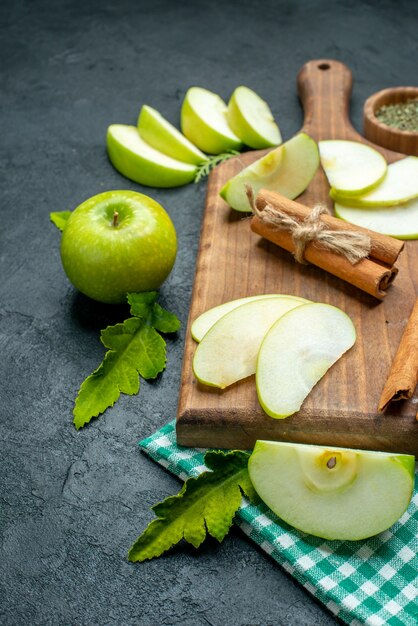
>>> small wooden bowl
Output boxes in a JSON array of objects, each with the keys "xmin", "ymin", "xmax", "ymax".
[{"xmin": 363, "ymin": 86, "xmax": 418, "ymax": 156}]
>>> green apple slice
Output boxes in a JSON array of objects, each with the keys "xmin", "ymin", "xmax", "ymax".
[
  {"xmin": 330, "ymin": 156, "xmax": 418, "ymax": 207},
  {"xmin": 107, "ymin": 124, "xmax": 197, "ymax": 188},
  {"xmin": 335, "ymin": 197, "xmax": 418, "ymax": 239},
  {"xmin": 248, "ymin": 440, "xmax": 415, "ymax": 540},
  {"xmin": 191, "ymin": 294, "xmax": 309, "ymax": 342},
  {"xmin": 227, "ymin": 86, "xmax": 282, "ymax": 149},
  {"xmin": 319, "ymin": 140, "xmax": 387, "ymax": 195},
  {"xmin": 256, "ymin": 303, "xmax": 356, "ymax": 419},
  {"xmin": 181, "ymin": 87, "xmax": 243, "ymax": 155},
  {"xmin": 137, "ymin": 105, "xmax": 207, "ymax": 165},
  {"xmin": 220, "ymin": 133, "xmax": 319, "ymax": 212},
  {"xmin": 193, "ymin": 296, "xmax": 307, "ymax": 389}
]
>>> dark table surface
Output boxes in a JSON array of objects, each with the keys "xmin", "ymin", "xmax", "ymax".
[{"xmin": 1, "ymin": 1, "xmax": 417, "ymax": 624}]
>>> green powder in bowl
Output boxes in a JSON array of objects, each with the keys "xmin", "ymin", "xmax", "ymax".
[{"xmin": 375, "ymin": 98, "xmax": 418, "ymax": 132}]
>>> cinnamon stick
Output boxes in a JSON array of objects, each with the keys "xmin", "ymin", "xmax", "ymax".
[
  {"xmin": 247, "ymin": 190, "xmax": 404, "ymax": 300},
  {"xmin": 378, "ymin": 298, "xmax": 418, "ymax": 412},
  {"xmin": 251, "ymin": 215, "xmax": 397, "ymax": 299},
  {"xmin": 256, "ymin": 189, "xmax": 404, "ymax": 266}
]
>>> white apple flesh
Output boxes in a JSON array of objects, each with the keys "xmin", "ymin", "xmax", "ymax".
[
  {"xmin": 192, "ymin": 296, "xmax": 308, "ymax": 389},
  {"xmin": 220, "ymin": 133, "xmax": 319, "ymax": 212},
  {"xmin": 331, "ymin": 156, "xmax": 418, "ymax": 207},
  {"xmin": 107, "ymin": 124, "xmax": 197, "ymax": 188},
  {"xmin": 248, "ymin": 440, "xmax": 415, "ymax": 540},
  {"xmin": 137, "ymin": 105, "xmax": 207, "ymax": 165},
  {"xmin": 256, "ymin": 303, "xmax": 356, "ymax": 419},
  {"xmin": 319, "ymin": 140, "xmax": 387, "ymax": 195},
  {"xmin": 181, "ymin": 87, "xmax": 243, "ymax": 155},
  {"xmin": 227, "ymin": 86, "xmax": 282, "ymax": 149},
  {"xmin": 335, "ymin": 197, "xmax": 418, "ymax": 239},
  {"xmin": 191, "ymin": 294, "xmax": 309, "ymax": 342}
]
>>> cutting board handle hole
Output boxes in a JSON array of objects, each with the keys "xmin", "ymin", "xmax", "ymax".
[{"xmin": 318, "ymin": 63, "xmax": 330, "ymax": 70}]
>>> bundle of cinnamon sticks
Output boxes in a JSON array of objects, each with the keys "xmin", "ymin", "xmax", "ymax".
[{"xmin": 249, "ymin": 188, "xmax": 404, "ymax": 300}]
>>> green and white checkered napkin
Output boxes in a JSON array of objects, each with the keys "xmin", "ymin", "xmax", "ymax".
[{"xmin": 139, "ymin": 421, "xmax": 418, "ymax": 626}]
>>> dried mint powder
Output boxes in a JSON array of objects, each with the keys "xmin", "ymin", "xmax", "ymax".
[{"xmin": 375, "ymin": 98, "xmax": 418, "ymax": 132}]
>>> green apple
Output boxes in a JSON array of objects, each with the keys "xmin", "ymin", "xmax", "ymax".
[
  {"xmin": 227, "ymin": 86, "xmax": 282, "ymax": 149},
  {"xmin": 220, "ymin": 133, "xmax": 319, "ymax": 212},
  {"xmin": 330, "ymin": 156, "xmax": 418, "ymax": 207},
  {"xmin": 335, "ymin": 197, "xmax": 418, "ymax": 239},
  {"xmin": 181, "ymin": 87, "xmax": 243, "ymax": 154},
  {"xmin": 137, "ymin": 105, "xmax": 207, "ymax": 165},
  {"xmin": 193, "ymin": 296, "xmax": 308, "ymax": 389},
  {"xmin": 248, "ymin": 440, "xmax": 415, "ymax": 540},
  {"xmin": 319, "ymin": 140, "xmax": 387, "ymax": 195},
  {"xmin": 256, "ymin": 303, "xmax": 356, "ymax": 419},
  {"xmin": 191, "ymin": 294, "xmax": 309, "ymax": 342},
  {"xmin": 107, "ymin": 124, "xmax": 197, "ymax": 187},
  {"xmin": 60, "ymin": 190, "xmax": 177, "ymax": 304}
]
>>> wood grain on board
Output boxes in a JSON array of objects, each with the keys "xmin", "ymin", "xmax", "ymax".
[{"xmin": 176, "ymin": 59, "xmax": 418, "ymax": 454}]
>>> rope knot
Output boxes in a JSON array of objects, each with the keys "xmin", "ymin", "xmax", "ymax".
[{"xmin": 246, "ymin": 186, "xmax": 371, "ymax": 265}]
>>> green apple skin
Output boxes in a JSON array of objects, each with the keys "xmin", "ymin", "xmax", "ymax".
[
  {"xmin": 181, "ymin": 87, "xmax": 243, "ymax": 155},
  {"xmin": 137, "ymin": 105, "xmax": 207, "ymax": 166},
  {"xmin": 220, "ymin": 133, "xmax": 319, "ymax": 212},
  {"xmin": 227, "ymin": 86, "xmax": 282, "ymax": 149},
  {"xmin": 248, "ymin": 440, "xmax": 415, "ymax": 541},
  {"xmin": 60, "ymin": 190, "xmax": 177, "ymax": 304},
  {"xmin": 107, "ymin": 124, "xmax": 197, "ymax": 188}
]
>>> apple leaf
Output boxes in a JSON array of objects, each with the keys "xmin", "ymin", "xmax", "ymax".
[
  {"xmin": 73, "ymin": 292, "xmax": 180, "ymax": 429},
  {"xmin": 50, "ymin": 211, "xmax": 71, "ymax": 231},
  {"xmin": 128, "ymin": 450, "xmax": 256, "ymax": 562}
]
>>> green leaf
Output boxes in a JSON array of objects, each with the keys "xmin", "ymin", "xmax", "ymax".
[
  {"xmin": 194, "ymin": 150, "xmax": 241, "ymax": 184},
  {"xmin": 73, "ymin": 292, "xmax": 179, "ymax": 429},
  {"xmin": 128, "ymin": 450, "xmax": 256, "ymax": 562},
  {"xmin": 128, "ymin": 292, "xmax": 181, "ymax": 333},
  {"xmin": 50, "ymin": 211, "xmax": 71, "ymax": 231}
]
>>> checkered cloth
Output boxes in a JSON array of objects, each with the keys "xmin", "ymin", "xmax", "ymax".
[{"xmin": 139, "ymin": 421, "xmax": 418, "ymax": 626}]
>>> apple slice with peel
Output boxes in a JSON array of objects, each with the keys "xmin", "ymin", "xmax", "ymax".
[
  {"xmin": 137, "ymin": 105, "xmax": 207, "ymax": 165},
  {"xmin": 319, "ymin": 140, "xmax": 387, "ymax": 195},
  {"xmin": 181, "ymin": 87, "xmax": 243, "ymax": 155},
  {"xmin": 335, "ymin": 197, "xmax": 418, "ymax": 239},
  {"xmin": 331, "ymin": 156, "xmax": 418, "ymax": 207},
  {"xmin": 256, "ymin": 303, "xmax": 356, "ymax": 419},
  {"xmin": 193, "ymin": 296, "xmax": 307, "ymax": 389},
  {"xmin": 191, "ymin": 294, "xmax": 309, "ymax": 342},
  {"xmin": 227, "ymin": 86, "xmax": 282, "ymax": 149},
  {"xmin": 107, "ymin": 125, "xmax": 197, "ymax": 188},
  {"xmin": 220, "ymin": 133, "xmax": 319, "ymax": 212},
  {"xmin": 248, "ymin": 440, "xmax": 415, "ymax": 540}
]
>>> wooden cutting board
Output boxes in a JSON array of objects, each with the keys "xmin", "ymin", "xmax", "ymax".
[{"xmin": 176, "ymin": 59, "xmax": 418, "ymax": 455}]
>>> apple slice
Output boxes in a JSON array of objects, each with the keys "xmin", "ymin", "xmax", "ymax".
[
  {"xmin": 220, "ymin": 133, "xmax": 319, "ymax": 213},
  {"xmin": 191, "ymin": 294, "xmax": 309, "ymax": 342},
  {"xmin": 107, "ymin": 124, "xmax": 197, "ymax": 188},
  {"xmin": 335, "ymin": 197, "xmax": 418, "ymax": 239},
  {"xmin": 256, "ymin": 303, "xmax": 356, "ymax": 419},
  {"xmin": 227, "ymin": 86, "xmax": 282, "ymax": 149},
  {"xmin": 248, "ymin": 440, "xmax": 415, "ymax": 540},
  {"xmin": 331, "ymin": 156, "xmax": 418, "ymax": 207},
  {"xmin": 319, "ymin": 140, "xmax": 387, "ymax": 195},
  {"xmin": 181, "ymin": 87, "xmax": 243, "ymax": 155},
  {"xmin": 193, "ymin": 296, "xmax": 307, "ymax": 389},
  {"xmin": 137, "ymin": 105, "xmax": 207, "ymax": 165}
]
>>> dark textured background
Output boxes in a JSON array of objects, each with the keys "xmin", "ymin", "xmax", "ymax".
[{"xmin": 1, "ymin": 1, "xmax": 417, "ymax": 624}]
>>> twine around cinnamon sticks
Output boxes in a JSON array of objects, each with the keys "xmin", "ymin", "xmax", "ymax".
[{"xmin": 248, "ymin": 187, "xmax": 404, "ymax": 300}]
